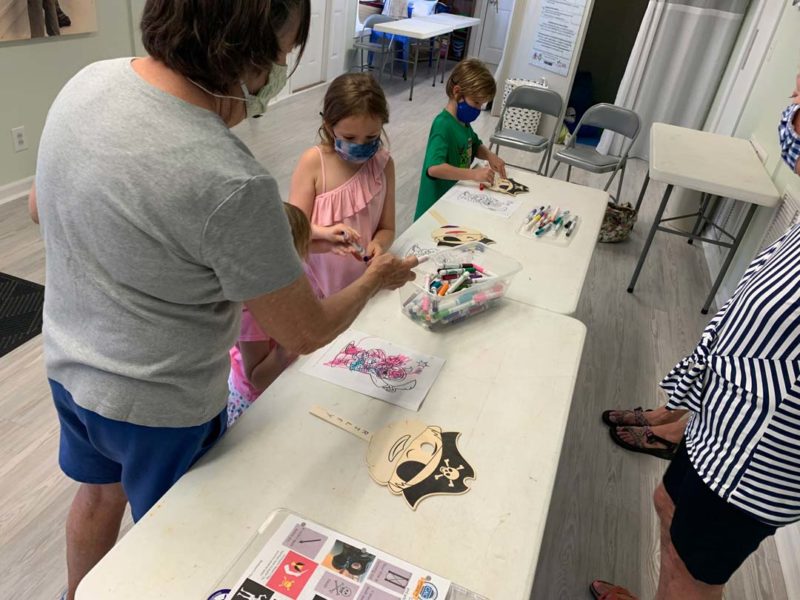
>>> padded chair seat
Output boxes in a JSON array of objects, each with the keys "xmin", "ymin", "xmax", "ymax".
[
  {"xmin": 553, "ymin": 145, "xmax": 620, "ymax": 173},
  {"xmin": 490, "ymin": 129, "xmax": 549, "ymax": 152}
]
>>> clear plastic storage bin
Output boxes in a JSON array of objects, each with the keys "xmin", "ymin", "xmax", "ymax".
[{"xmin": 400, "ymin": 242, "xmax": 522, "ymax": 329}]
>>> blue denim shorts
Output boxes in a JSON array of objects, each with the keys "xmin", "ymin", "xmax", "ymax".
[{"xmin": 51, "ymin": 379, "xmax": 227, "ymax": 521}]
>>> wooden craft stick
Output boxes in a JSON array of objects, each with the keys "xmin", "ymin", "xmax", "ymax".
[
  {"xmin": 309, "ymin": 405, "xmax": 372, "ymax": 442},
  {"xmin": 428, "ymin": 209, "xmax": 448, "ymax": 226}
]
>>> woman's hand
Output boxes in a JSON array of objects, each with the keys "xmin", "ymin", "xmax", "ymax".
[
  {"xmin": 366, "ymin": 240, "xmax": 385, "ymax": 261},
  {"xmin": 365, "ymin": 254, "xmax": 417, "ymax": 291}
]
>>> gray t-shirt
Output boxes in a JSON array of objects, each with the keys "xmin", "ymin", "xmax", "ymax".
[{"xmin": 37, "ymin": 58, "xmax": 303, "ymax": 427}]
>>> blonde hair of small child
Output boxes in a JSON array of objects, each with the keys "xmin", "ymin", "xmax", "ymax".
[
  {"xmin": 283, "ymin": 203, "xmax": 311, "ymax": 259},
  {"xmin": 318, "ymin": 73, "xmax": 389, "ymax": 146},
  {"xmin": 446, "ymin": 58, "xmax": 496, "ymax": 104}
]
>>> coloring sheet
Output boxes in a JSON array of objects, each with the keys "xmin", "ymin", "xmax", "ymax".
[
  {"xmin": 300, "ymin": 330, "xmax": 445, "ymax": 411},
  {"xmin": 440, "ymin": 184, "xmax": 523, "ymax": 219}
]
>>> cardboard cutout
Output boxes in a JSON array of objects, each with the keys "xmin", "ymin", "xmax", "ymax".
[{"xmin": 310, "ymin": 406, "xmax": 475, "ymax": 510}]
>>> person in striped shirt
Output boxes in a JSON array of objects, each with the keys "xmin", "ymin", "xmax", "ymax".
[{"xmin": 591, "ymin": 83, "xmax": 800, "ymax": 600}]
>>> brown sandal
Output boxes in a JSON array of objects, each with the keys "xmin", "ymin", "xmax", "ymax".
[
  {"xmin": 609, "ymin": 425, "xmax": 678, "ymax": 460},
  {"xmin": 590, "ymin": 579, "xmax": 638, "ymax": 600},
  {"xmin": 601, "ymin": 406, "xmax": 651, "ymax": 427}
]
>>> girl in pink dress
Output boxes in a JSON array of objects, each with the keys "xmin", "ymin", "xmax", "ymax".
[
  {"xmin": 227, "ymin": 204, "xmax": 324, "ymax": 426},
  {"xmin": 289, "ymin": 73, "xmax": 395, "ymax": 296}
]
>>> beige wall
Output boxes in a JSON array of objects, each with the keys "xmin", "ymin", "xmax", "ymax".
[{"xmin": 0, "ymin": 1, "xmax": 135, "ymax": 187}]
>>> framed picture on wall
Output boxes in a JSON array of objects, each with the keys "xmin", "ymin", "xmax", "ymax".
[{"xmin": 0, "ymin": 0, "xmax": 97, "ymax": 43}]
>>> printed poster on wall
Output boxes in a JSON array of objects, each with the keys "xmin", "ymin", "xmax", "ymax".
[{"xmin": 529, "ymin": 0, "xmax": 588, "ymax": 76}]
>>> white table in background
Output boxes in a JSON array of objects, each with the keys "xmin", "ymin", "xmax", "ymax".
[
  {"xmin": 414, "ymin": 13, "xmax": 481, "ymax": 85},
  {"xmin": 373, "ymin": 17, "xmax": 456, "ymax": 101},
  {"xmin": 628, "ymin": 123, "xmax": 780, "ymax": 313},
  {"xmin": 76, "ymin": 292, "xmax": 586, "ymax": 600},
  {"xmin": 395, "ymin": 166, "xmax": 607, "ymax": 315}
]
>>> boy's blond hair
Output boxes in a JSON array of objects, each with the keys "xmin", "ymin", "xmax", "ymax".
[
  {"xmin": 283, "ymin": 203, "xmax": 311, "ymax": 259},
  {"xmin": 446, "ymin": 58, "xmax": 496, "ymax": 103}
]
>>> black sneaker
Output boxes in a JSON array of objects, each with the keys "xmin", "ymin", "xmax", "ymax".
[{"xmin": 57, "ymin": 7, "xmax": 71, "ymax": 27}]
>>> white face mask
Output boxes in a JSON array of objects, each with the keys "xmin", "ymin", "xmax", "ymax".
[
  {"xmin": 241, "ymin": 63, "xmax": 289, "ymax": 118},
  {"xmin": 190, "ymin": 63, "xmax": 289, "ymax": 119}
]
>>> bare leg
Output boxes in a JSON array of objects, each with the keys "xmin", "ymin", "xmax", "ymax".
[
  {"xmin": 43, "ymin": 0, "xmax": 60, "ymax": 36},
  {"xmin": 27, "ymin": 0, "xmax": 45, "ymax": 37},
  {"xmin": 616, "ymin": 414, "xmax": 689, "ymax": 449},
  {"xmin": 653, "ymin": 484, "xmax": 724, "ymax": 600},
  {"xmin": 65, "ymin": 483, "xmax": 128, "ymax": 600}
]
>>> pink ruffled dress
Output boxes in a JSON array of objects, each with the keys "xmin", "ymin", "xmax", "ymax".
[{"xmin": 302, "ymin": 145, "xmax": 389, "ymax": 296}]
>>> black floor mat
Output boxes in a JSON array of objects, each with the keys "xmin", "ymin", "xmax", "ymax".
[{"xmin": 0, "ymin": 273, "xmax": 44, "ymax": 359}]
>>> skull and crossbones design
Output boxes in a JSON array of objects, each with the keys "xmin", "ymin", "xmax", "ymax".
[{"xmin": 434, "ymin": 458, "xmax": 465, "ymax": 487}]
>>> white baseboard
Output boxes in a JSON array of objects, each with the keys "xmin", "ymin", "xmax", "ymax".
[
  {"xmin": 776, "ymin": 523, "xmax": 800, "ymax": 599},
  {"xmin": 0, "ymin": 176, "xmax": 33, "ymax": 207}
]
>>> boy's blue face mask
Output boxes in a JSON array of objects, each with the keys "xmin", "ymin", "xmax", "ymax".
[
  {"xmin": 778, "ymin": 103, "xmax": 800, "ymax": 173},
  {"xmin": 456, "ymin": 100, "xmax": 481, "ymax": 124},
  {"xmin": 334, "ymin": 137, "xmax": 381, "ymax": 163}
]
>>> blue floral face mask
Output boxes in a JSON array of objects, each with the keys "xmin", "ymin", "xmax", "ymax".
[
  {"xmin": 334, "ymin": 137, "xmax": 381, "ymax": 163},
  {"xmin": 778, "ymin": 103, "xmax": 800, "ymax": 173}
]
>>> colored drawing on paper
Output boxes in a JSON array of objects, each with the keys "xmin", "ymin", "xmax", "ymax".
[
  {"xmin": 282, "ymin": 523, "xmax": 328, "ymax": 559},
  {"xmin": 265, "ymin": 551, "xmax": 317, "ymax": 600},
  {"xmin": 231, "ymin": 579, "xmax": 274, "ymax": 600},
  {"xmin": 301, "ymin": 330, "xmax": 445, "ymax": 411},
  {"xmin": 403, "ymin": 242, "xmax": 439, "ymax": 259},
  {"xmin": 324, "ymin": 342, "xmax": 429, "ymax": 393}
]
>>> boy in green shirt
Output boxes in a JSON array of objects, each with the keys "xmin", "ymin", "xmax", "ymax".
[{"xmin": 415, "ymin": 58, "xmax": 506, "ymax": 220}]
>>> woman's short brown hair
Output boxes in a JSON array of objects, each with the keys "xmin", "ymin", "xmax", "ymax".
[
  {"xmin": 318, "ymin": 73, "xmax": 390, "ymax": 146},
  {"xmin": 283, "ymin": 203, "xmax": 311, "ymax": 259},
  {"xmin": 446, "ymin": 58, "xmax": 496, "ymax": 104},
  {"xmin": 141, "ymin": 0, "xmax": 310, "ymax": 94}
]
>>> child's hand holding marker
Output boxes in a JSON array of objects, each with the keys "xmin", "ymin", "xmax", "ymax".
[
  {"xmin": 319, "ymin": 223, "xmax": 362, "ymax": 257},
  {"xmin": 342, "ymin": 230, "xmax": 370, "ymax": 262}
]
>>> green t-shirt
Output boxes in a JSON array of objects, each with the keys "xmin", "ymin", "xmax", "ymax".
[{"xmin": 415, "ymin": 109, "xmax": 482, "ymax": 220}]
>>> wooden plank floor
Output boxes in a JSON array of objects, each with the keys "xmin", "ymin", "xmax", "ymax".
[{"xmin": 0, "ymin": 63, "xmax": 787, "ymax": 599}]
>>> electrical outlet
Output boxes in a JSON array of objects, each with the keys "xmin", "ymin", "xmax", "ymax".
[{"xmin": 11, "ymin": 126, "xmax": 28, "ymax": 152}]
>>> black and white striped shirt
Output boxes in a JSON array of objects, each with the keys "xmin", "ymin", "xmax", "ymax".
[{"xmin": 662, "ymin": 223, "xmax": 800, "ymax": 526}]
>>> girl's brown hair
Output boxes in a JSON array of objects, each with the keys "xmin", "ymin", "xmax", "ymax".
[
  {"xmin": 141, "ymin": 0, "xmax": 311, "ymax": 94},
  {"xmin": 283, "ymin": 203, "xmax": 311, "ymax": 259},
  {"xmin": 318, "ymin": 73, "xmax": 390, "ymax": 146}
]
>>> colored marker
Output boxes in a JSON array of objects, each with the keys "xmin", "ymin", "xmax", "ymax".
[
  {"xmin": 437, "ymin": 283, "xmax": 450, "ymax": 296},
  {"xmin": 565, "ymin": 215, "xmax": 580, "ymax": 237},
  {"xmin": 447, "ymin": 271, "xmax": 470, "ymax": 294}
]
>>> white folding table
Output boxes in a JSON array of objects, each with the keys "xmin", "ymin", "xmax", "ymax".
[
  {"xmin": 76, "ymin": 292, "xmax": 586, "ymax": 600},
  {"xmin": 373, "ymin": 17, "xmax": 463, "ymax": 101},
  {"xmin": 628, "ymin": 123, "xmax": 780, "ymax": 313},
  {"xmin": 395, "ymin": 166, "xmax": 607, "ymax": 315}
]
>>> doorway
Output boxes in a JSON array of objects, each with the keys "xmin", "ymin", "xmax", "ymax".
[
  {"xmin": 477, "ymin": 0, "xmax": 514, "ymax": 66},
  {"xmin": 569, "ymin": 0, "xmax": 648, "ymax": 145},
  {"xmin": 291, "ymin": 0, "xmax": 327, "ymax": 92}
]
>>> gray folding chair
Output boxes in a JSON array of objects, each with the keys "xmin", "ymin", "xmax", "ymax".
[
  {"xmin": 549, "ymin": 103, "xmax": 640, "ymax": 203},
  {"xmin": 489, "ymin": 86, "xmax": 563, "ymax": 175},
  {"xmin": 352, "ymin": 15, "xmax": 396, "ymax": 82}
]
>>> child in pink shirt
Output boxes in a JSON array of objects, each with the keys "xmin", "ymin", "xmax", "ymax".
[
  {"xmin": 227, "ymin": 203, "xmax": 324, "ymax": 426},
  {"xmin": 289, "ymin": 73, "xmax": 395, "ymax": 296}
]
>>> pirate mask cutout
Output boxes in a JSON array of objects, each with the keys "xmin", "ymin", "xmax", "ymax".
[
  {"xmin": 489, "ymin": 177, "xmax": 529, "ymax": 196},
  {"xmin": 367, "ymin": 419, "xmax": 475, "ymax": 510},
  {"xmin": 431, "ymin": 224, "xmax": 495, "ymax": 247}
]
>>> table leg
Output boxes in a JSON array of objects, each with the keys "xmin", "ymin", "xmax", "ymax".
[
  {"xmin": 433, "ymin": 35, "xmax": 442, "ymax": 87},
  {"xmin": 700, "ymin": 203, "xmax": 757, "ymax": 314},
  {"xmin": 634, "ymin": 172, "xmax": 650, "ymax": 215},
  {"xmin": 628, "ymin": 184, "xmax": 673, "ymax": 294},
  {"xmin": 409, "ymin": 40, "xmax": 420, "ymax": 101},
  {"xmin": 687, "ymin": 193, "xmax": 711, "ymax": 245}
]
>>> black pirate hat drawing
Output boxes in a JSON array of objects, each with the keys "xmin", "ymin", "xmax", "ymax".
[{"xmin": 394, "ymin": 431, "xmax": 475, "ymax": 509}]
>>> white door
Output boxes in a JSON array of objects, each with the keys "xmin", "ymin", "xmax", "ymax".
[
  {"xmin": 325, "ymin": 0, "xmax": 347, "ymax": 81},
  {"xmin": 706, "ymin": 0, "xmax": 783, "ymax": 136},
  {"xmin": 477, "ymin": 0, "xmax": 514, "ymax": 66},
  {"xmin": 291, "ymin": 0, "xmax": 326, "ymax": 92}
]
